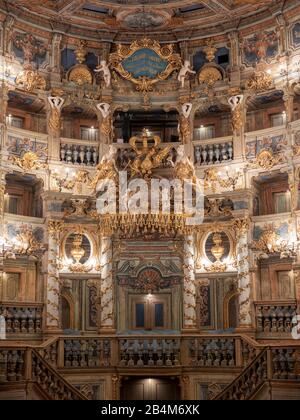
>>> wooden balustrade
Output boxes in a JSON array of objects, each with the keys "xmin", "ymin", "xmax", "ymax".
[
  {"xmin": 0, "ymin": 346, "xmax": 87, "ymax": 399},
  {"xmin": 213, "ymin": 346, "xmax": 300, "ymax": 400},
  {"xmin": 0, "ymin": 303, "xmax": 43, "ymax": 335},
  {"xmin": 255, "ymin": 302, "xmax": 297, "ymax": 336},
  {"xmin": 62, "ymin": 338, "xmax": 111, "ymax": 368},
  {"xmin": 119, "ymin": 338, "xmax": 180, "ymax": 367}
]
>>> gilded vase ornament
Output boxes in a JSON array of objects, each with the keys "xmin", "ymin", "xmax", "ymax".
[
  {"xmin": 211, "ymin": 232, "xmax": 225, "ymax": 262},
  {"xmin": 245, "ymin": 71, "xmax": 272, "ymax": 92},
  {"xmin": 203, "ymin": 39, "xmax": 217, "ymax": 62},
  {"xmin": 75, "ymin": 40, "xmax": 87, "ymax": 64},
  {"xmin": 16, "ymin": 69, "xmax": 46, "ymax": 92}
]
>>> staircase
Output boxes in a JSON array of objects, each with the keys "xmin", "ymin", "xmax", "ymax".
[{"xmin": 213, "ymin": 346, "xmax": 300, "ymax": 400}]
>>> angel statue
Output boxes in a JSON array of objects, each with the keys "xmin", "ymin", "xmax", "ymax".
[
  {"xmin": 95, "ymin": 60, "xmax": 111, "ymax": 88},
  {"xmin": 178, "ymin": 60, "xmax": 196, "ymax": 88},
  {"xmin": 90, "ymin": 145, "xmax": 118, "ymax": 191}
]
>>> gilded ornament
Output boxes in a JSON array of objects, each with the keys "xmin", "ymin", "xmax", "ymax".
[
  {"xmin": 90, "ymin": 145, "xmax": 118, "ymax": 190},
  {"xmin": 64, "ymin": 199, "xmax": 89, "ymax": 217},
  {"xmin": 198, "ymin": 66, "xmax": 222, "ymax": 92},
  {"xmin": 245, "ymin": 71, "xmax": 272, "ymax": 92},
  {"xmin": 203, "ymin": 39, "xmax": 217, "ymax": 62},
  {"xmin": 13, "ymin": 226, "xmax": 45, "ymax": 258},
  {"xmin": 205, "ymin": 199, "xmax": 233, "ymax": 218},
  {"xmin": 109, "ymin": 38, "xmax": 182, "ymax": 95},
  {"xmin": 204, "ymin": 261, "xmax": 227, "ymax": 273},
  {"xmin": 233, "ymin": 218, "xmax": 250, "ymax": 235},
  {"xmin": 249, "ymin": 149, "xmax": 283, "ymax": 170},
  {"xmin": 16, "ymin": 69, "xmax": 46, "ymax": 92},
  {"xmin": 129, "ymin": 130, "xmax": 171, "ymax": 179},
  {"xmin": 48, "ymin": 220, "xmax": 64, "ymax": 239},
  {"xmin": 9, "ymin": 151, "xmax": 47, "ymax": 172},
  {"xmin": 68, "ymin": 263, "xmax": 93, "ymax": 273},
  {"xmin": 69, "ymin": 64, "xmax": 93, "ymax": 86},
  {"xmin": 75, "ymin": 40, "xmax": 87, "ymax": 64}
]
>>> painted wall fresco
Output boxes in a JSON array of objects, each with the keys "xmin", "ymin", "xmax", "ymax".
[
  {"xmin": 243, "ymin": 31, "xmax": 279, "ymax": 65},
  {"xmin": 246, "ymin": 134, "xmax": 287, "ymax": 159},
  {"xmin": 6, "ymin": 135, "xmax": 48, "ymax": 160}
]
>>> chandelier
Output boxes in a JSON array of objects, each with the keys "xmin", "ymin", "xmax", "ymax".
[{"xmin": 91, "ymin": 130, "xmax": 200, "ymax": 237}]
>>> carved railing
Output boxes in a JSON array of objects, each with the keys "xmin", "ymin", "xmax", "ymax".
[
  {"xmin": 60, "ymin": 140, "xmax": 99, "ymax": 166},
  {"xmin": 62, "ymin": 338, "xmax": 111, "ymax": 368},
  {"xmin": 214, "ymin": 346, "xmax": 300, "ymax": 400},
  {"xmin": 0, "ymin": 346, "xmax": 87, "ymax": 400},
  {"xmin": 119, "ymin": 338, "xmax": 180, "ymax": 367},
  {"xmin": 31, "ymin": 350, "xmax": 87, "ymax": 400},
  {"xmin": 193, "ymin": 137, "xmax": 233, "ymax": 166},
  {"xmin": 188, "ymin": 336, "xmax": 258, "ymax": 368},
  {"xmin": 255, "ymin": 302, "xmax": 297, "ymax": 336},
  {"xmin": 0, "ymin": 303, "xmax": 43, "ymax": 335},
  {"xmin": 0, "ymin": 348, "xmax": 26, "ymax": 382}
]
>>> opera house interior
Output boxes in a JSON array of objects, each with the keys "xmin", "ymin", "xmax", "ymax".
[{"xmin": 0, "ymin": 0, "xmax": 300, "ymax": 401}]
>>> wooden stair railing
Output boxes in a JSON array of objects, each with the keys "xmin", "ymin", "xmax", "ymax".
[
  {"xmin": 0, "ymin": 346, "xmax": 88, "ymax": 400},
  {"xmin": 213, "ymin": 346, "xmax": 300, "ymax": 400}
]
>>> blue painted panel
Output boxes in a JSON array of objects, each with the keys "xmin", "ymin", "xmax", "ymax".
[
  {"xmin": 292, "ymin": 22, "xmax": 300, "ymax": 47},
  {"xmin": 135, "ymin": 303, "xmax": 145, "ymax": 328},
  {"xmin": 154, "ymin": 304, "xmax": 164, "ymax": 328},
  {"xmin": 122, "ymin": 48, "xmax": 168, "ymax": 79}
]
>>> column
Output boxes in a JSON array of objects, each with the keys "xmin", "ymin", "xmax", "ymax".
[
  {"xmin": 182, "ymin": 236, "xmax": 197, "ymax": 332},
  {"xmin": 99, "ymin": 237, "xmax": 115, "ymax": 333},
  {"xmin": 46, "ymin": 220, "xmax": 63, "ymax": 332},
  {"xmin": 0, "ymin": 173, "xmax": 6, "ymax": 301},
  {"xmin": 51, "ymin": 33, "xmax": 62, "ymax": 73},
  {"xmin": 234, "ymin": 219, "xmax": 253, "ymax": 330},
  {"xmin": 0, "ymin": 83, "xmax": 9, "ymax": 125},
  {"xmin": 283, "ymin": 88, "xmax": 295, "ymax": 124},
  {"xmin": 2, "ymin": 15, "xmax": 15, "ymax": 55}
]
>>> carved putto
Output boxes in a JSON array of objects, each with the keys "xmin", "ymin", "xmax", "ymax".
[
  {"xmin": 178, "ymin": 60, "xmax": 196, "ymax": 88},
  {"xmin": 95, "ymin": 60, "xmax": 111, "ymax": 88}
]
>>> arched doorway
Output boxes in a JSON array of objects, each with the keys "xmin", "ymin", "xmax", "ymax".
[
  {"xmin": 224, "ymin": 291, "xmax": 239, "ymax": 329},
  {"xmin": 121, "ymin": 377, "xmax": 180, "ymax": 401},
  {"xmin": 61, "ymin": 294, "xmax": 75, "ymax": 331}
]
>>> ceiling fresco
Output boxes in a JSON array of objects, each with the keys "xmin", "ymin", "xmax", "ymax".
[{"xmin": 3, "ymin": 0, "xmax": 278, "ymax": 38}]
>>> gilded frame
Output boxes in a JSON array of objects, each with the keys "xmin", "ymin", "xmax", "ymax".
[{"xmin": 109, "ymin": 38, "xmax": 182, "ymax": 93}]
